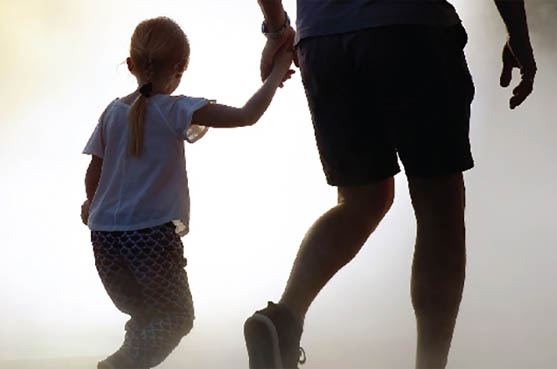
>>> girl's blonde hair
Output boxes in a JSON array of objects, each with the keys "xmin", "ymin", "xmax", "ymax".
[{"xmin": 128, "ymin": 17, "xmax": 190, "ymax": 157}]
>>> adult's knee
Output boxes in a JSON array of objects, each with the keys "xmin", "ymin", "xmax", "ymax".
[
  {"xmin": 338, "ymin": 176, "xmax": 395, "ymax": 227},
  {"xmin": 408, "ymin": 173, "xmax": 465, "ymax": 228}
]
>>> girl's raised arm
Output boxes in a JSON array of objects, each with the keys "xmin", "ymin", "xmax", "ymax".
[{"xmin": 192, "ymin": 46, "xmax": 293, "ymax": 128}]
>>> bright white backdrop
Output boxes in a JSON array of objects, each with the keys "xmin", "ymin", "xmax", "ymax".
[{"xmin": 0, "ymin": 1, "xmax": 556, "ymax": 368}]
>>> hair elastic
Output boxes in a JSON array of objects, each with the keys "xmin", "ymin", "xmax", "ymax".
[{"xmin": 139, "ymin": 82, "xmax": 153, "ymax": 97}]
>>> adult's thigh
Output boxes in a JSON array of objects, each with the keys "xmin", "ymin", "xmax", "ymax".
[{"xmin": 297, "ymin": 33, "xmax": 400, "ymax": 186}]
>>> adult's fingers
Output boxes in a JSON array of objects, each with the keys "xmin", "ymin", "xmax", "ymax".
[
  {"xmin": 509, "ymin": 77, "xmax": 534, "ymax": 109},
  {"xmin": 502, "ymin": 38, "xmax": 537, "ymax": 109},
  {"xmin": 500, "ymin": 44, "xmax": 515, "ymax": 88}
]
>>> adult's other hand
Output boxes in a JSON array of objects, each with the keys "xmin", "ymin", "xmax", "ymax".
[{"xmin": 499, "ymin": 37, "xmax": 537, "ymax": 109}]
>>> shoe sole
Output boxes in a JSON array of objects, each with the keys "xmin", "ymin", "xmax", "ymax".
[
  {"xmin": 98, "ymin": 356, "xmax": 149, "ymax": 369},
  {"xmin": 97, "ymin": 361, "xmax": 116, "ymax": 369},
  {"xmin": 244, "ymin": 313, "xmax": 284, "ymax": 369}
]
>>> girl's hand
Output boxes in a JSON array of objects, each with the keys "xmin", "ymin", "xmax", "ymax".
[
  {"xmin": 81, "ymin": 199, "xmax": 90, "ymax": 225},
  {"xmin": 271, "ymin": 44, "xmax": 295, "ymax": 87}
]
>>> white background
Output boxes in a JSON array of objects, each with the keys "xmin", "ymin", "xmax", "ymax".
[{"xmin": 0, "ymin": 1, "xmax": 556, "ymax": 368}]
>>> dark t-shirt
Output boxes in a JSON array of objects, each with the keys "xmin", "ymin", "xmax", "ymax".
[{"xmin": 296, "ymin": 0, "xmax": 461, "ymax": 43}]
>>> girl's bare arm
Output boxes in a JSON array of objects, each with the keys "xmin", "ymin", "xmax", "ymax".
[
  {"xmin": 85, "ymin": 155, "xmax": 103, "ymax": 202},
  {"xmin": 81, "ymin": 155, "xmax": 102, "ymax": 225},
  {"xmin": 192, "ymin": 47, "xmax": 293, "ymax": 128}
]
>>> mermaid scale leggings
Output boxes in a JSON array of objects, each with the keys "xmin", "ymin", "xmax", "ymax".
[{"xmin": 91, "ymin": 222, "xmax": 194, "ymax": 368}]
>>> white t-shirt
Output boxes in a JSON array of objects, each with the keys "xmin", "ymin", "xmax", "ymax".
[
  {"xmin": 83, "ymin": 94, "xmax": 210, "ymax": 236},
  {"xmin": 296, "ymin": 0, "xmax": 461, "ymax": 44}
]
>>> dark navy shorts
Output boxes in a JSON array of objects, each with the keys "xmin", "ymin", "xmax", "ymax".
[{"xmin": 297, "ymin": 24, "xmax": 475, "ymax": 186}]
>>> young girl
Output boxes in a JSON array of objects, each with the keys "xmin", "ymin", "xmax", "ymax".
[{"xmin": 81, "ymin": 17, "xmax": 293, "ymax": 369}]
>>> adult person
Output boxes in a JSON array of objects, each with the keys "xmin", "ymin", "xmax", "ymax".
[{"xmin": 244, "ymin": 1, "xmax": 536, "ymax": 368}]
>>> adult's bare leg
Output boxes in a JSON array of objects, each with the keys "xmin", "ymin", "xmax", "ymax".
[
  {"xmin": 408, "ymin": 173, "xmax": 467, "ymax": 369},
  {"xmin": 279, "ymin": 176, "xmax": 395, "ymax": 321}
]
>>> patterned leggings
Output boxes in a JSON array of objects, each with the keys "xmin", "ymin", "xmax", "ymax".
[{"xmin": 92, "ymin": 222, "xmax": 194, "ymax": 368}]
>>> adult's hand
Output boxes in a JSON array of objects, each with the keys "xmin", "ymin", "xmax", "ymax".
[
  {"xmin": 261, "ymin": 26, "xmax": 297, "ymax": 82},
  {"xmin": 499, "ymin": 36, "xmax": 536, "ymax": 109}
]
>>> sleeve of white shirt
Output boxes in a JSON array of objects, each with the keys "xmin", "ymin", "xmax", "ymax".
[
  {"xmin": 173, "ymin": 96, "xmax": 211, "ymax": 143},
  {"xmin": 82, "ymin": 105, "xmax": 110, "ymax": 158}
]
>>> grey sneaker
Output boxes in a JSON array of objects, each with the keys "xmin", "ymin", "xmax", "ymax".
[{"xmin": 244, "ymin": 301, "xmax": 306, "ymax": 369}]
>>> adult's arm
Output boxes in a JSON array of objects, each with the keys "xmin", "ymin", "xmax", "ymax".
[
  {"xmin": 258, "ymin": 0, "xmax": 296, "ymax": 81},
  {"xmin": 258, "ymin": 0, "xmax": 288, "ymax": 31},
  {"xmin": 493, "ymin": 0, "xmax": 537, "ymax": 109}
]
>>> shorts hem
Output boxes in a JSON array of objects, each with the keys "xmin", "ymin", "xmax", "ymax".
[
  {"xmin": 326, "ymin": 168, "xmax": 401, "ymax": 187},
  {"xmin": 403, "ymin": 161, "xmax": 474, "ymax": 178}
]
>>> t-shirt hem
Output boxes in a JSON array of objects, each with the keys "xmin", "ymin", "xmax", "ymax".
[
  {"xmin": 295, "ymin": 16, "xmax": 461, "ymax": 45},
  {"xmin": 88, "ymin": 216, "xmax": 188, "ymax": 234},
  {"xmin": 82, "ymin": 149, "xmax": 104, "ymax": 158}
]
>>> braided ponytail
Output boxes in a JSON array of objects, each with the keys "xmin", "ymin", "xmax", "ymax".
[
  {"xmin": 128, "ymin": 93, "xmax": 148, "ymax": 157},
  {"xmin": 128, "ymin": 54, "xmax": 154, "ymax": 157}
]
